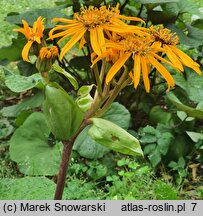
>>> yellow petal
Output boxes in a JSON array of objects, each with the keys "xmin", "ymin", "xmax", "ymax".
[
  {"xmin": 141, "ymin": 56, "xmax": 150, "ymax": 93},
  {"xmin": 170, "ymin": 46, "xmax": 201, "ymax": 74},
  {"xmin": 105, "ymin": 25, "xmax": 149, "ymax": 37},
  {"xmin": 152, "ymin": 52, "xmax": 181, "ymax": 72},
  {"xmin": 104, "ymin": 25, "xmax": 135, "ymax": 33},
  {"xmin": 170, "ymin": 45, "xmax": 200, "ymax": 68},
  {"xmin": 105, "ymin": 41, "xmax": 123, "ymax": 50},
  {"xmin": 51, "ymin": 18, "xmax": 75, "ymax": 23},
  {"xmin": 59, "ymin": 28, "xmax": 86, "ymax": 60},
  {"xmin": 164, "ymin": 45, "xmax": 184, "ymax": 71},
  {"xmin": 151, "ymin": 41, "xmax": 162, "ymax": 49},
  {"xmin": 22, "ymin": 20, "xmax": 30, "ymax": 36},
  {"xmin": 106, "ymin": 53, "xmax": 131, "ymax": 84},
  {"xmin": 91, "ymin": 51, "xmax": 109, "ymax": 67},
  {"xmin": 90, "ymin": 28, "xmax": 102, "ymax": 56},
  {"xmin": 148, "ymin": 55, "xmax": 175, "ymax": 90},
  {"xmin": 96, "ymin": 27, "xmax": 106, "ymax": 53},
  {"xmin": 118, "ymin": 15, "xmax": 145, "ymax": 23},
  {"xmin": 14, "ymin": 20, "xmax": 31, "ymax": 39},
  {"xmin": 22, "ymin": 40, "xmax": 33, "ymax": 62},
  {"xmin": 133, "ymin": 54, "xmax": 141, "ymax": 89},
  {"xmin": 34, "ymin": 36, "xmax": 41, "ymax": 44},
  {"xmin": 33, "ymin": 16, "xmax": 44, "ymax": 34},
  {"xmin": 191, "ymin": 65, "xmax": 202, "ymax": 75},
  {"xmin": 111, "ymin": 19, "xmax": 129, "ymax": 26},
  {"xmin": 79, "ymin": 36, "xmax": 86, "ymax": 49},
  {"xmin": 13, "ymin": 28, "xmax": 28, "ymax": 38},
  {"xmin": 58, "ymin": 27, "xmax": 85, "ymax": 44},
  {"xmin": 49, "ymin": 24, "xmax": 81, "ymax": 41}
]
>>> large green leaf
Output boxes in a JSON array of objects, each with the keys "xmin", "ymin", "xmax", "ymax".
[
  {"xmin": 17, "ymin": 60, "xmax": 38, "ymax": 76},
  {"xmin": 177, "ymin": 0, "xmax": 203, "ymax": 16},
  {"xmin": 187, "ymin": 25, "xmax": 203, "ymax": 44},
  {"xmin": 0, "ymin": 92, "xmax": 43, "ymax": 117},
  {"xmin": 173, "ymin": 70, "xmax": 203, "ymax": 102},
  {"xmin": 192, "ymin": 19, "xmax": 203, "ymax": 29},
  {"xmin": 5, "ymin": 73, "xmax": 42, "ymax": 93},
  {"xmin": 0, "ymin": 177, "xmax": 55, "ymax": 200},
  {"xmin": 9, "ymin": 112, "xmax": 62, "ymax": 176},
  {"xmin": 73, "ymin": 102, "xmax": 131, "ymax": 159},
  {"xmin": 6, "ymin": 7, "xmax": 66, "ymax": 29},
  {"xmin": 167, "ymin": 24, "xmax": 203, "ymax": 48},
  {"xmin": 88, "ymin": 118, "xmax": 143, "ymax": 157},
  {"xmin": 167, "ymin": 92, "xmax": 203, "ymax": 119},
  {"xmin": 102, "ymin": 102, "xmax": 131, "ymax": 130},
  {"xmin": 43, "ymin": 83, "xmax": 83, "ymax": 140},
  {"xmin": 0, "ymin": 34, "xmax": 26, "ymax": 61},
  {"xmin": 149, "ymin": 105, "xmax": 172, "ymax": 125},
  {"xmin": 73, "ymin": 126, "xmax": 110, "ymax": 159}
]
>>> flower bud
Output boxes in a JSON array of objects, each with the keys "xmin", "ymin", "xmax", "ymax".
[{"xmin": 36, "ymin": 46, "xmax": 58, "ymax": 73}]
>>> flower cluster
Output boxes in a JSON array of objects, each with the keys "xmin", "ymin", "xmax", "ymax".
[{"xmin": 14, "ymin": 4, "xmax": 201, "ymax": 92}]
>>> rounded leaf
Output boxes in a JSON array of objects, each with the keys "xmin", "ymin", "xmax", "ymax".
[
  {"xmin": 102, "ymin": 102, "xmax": 131, "ymax": 130},
  {"xmin": 43, "ymin": 84, "xmax": 83, "ymax": 140},
  {"xmin": 73, "ymin": 126, "xmax": 110, "ymax": 159},
  {"xmin": 9, "ymin": 112, "xmax": 62, "ymax": 176},
  {"xmin": 88, "ymin": 118, "xmax": 143, "ymax": 157}
]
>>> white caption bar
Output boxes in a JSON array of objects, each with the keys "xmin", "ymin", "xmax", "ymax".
[{"xmin": 0, "ymin": 200, "xmax": 202, "ymax": 216}]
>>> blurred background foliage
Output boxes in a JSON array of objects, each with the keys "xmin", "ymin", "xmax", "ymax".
[{"xmin": 0, "ymin": 0, "xmax": 203, "ymax": 199}]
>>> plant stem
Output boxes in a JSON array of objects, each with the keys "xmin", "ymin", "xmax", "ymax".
[
  {"xmin": 95, "ymin": 69, "xmax": 130, "ymax": 117},
  {"xmin": 100, "ymin": 59, "xmax": 106, "ymax": 84},
  {"xmin": 54, "ymin": 140, "xmax": 73, "ymax": 200},
  {"xmin": 54, "ymin": 121, "xmax": 89, "ymax": 200},
  {"xmin": 137, "ymin": 4, "xmax": 144, "ymax": 18},
  {"xmin": 120, "ymin": 0, "xmax": 129, "ymax": 12},
  {"xmin": 93, "ymin": 63, "xmax": 103, "ymax": 98}
]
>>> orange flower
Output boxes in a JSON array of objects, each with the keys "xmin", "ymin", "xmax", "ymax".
[
  {"xmin": 92, "ymin": 34, "xmax": 177, "ymax": 92},
  {"xmin": 14, "ymin": 16, "xmax": 45, "ymax": 62},
  {"xmin": 149, "ymin": 25, "xmax": 201, "ymax": 75},
  {"xmin": 49, "ymin": 4, "xmax": 146, "ymax": 60}
]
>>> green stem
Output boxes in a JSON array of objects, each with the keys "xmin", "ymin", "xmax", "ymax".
[
  {"xmin": 41, "ymin": 71, "xmax": 49, "ymax": 83},
  {"xmin": 95, "ymin": 69, "xmax": 130, "ymax": 117},
  {"xmin": 100, "ymin": 59, "xmax": 106, "ymax": 84},
  {"xmin": 92, "ymin": 63, "xmax": 102, "ymax": 98}
]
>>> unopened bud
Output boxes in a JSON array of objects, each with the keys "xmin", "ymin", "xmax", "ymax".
[{"xmin": 36, "ymin": 46, "xmax": 58, "ymax": 73}]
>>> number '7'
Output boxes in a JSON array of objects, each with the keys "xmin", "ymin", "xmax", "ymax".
[{"xmin": 191, "ymin": 203, "xmax": 197, "ymax": 211}]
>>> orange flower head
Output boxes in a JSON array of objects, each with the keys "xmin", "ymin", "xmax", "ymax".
[
  {"xmin": 149, "ymin": 25, "xmax": 178, "ymax": 46},
  {"xmin": 149, "ymin": 25, "xmax": 201, "ymax": 75},
  {"xmin": 14, "ymin": 16, "xmax": 45, "ymax": 62},
  {"xmin": 49, "ymin": 4, "xmax": 145, "ymax": 60},
  {"xmin": 93, "ymin": 33, "xmax": 177, "ymax": 92}
]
